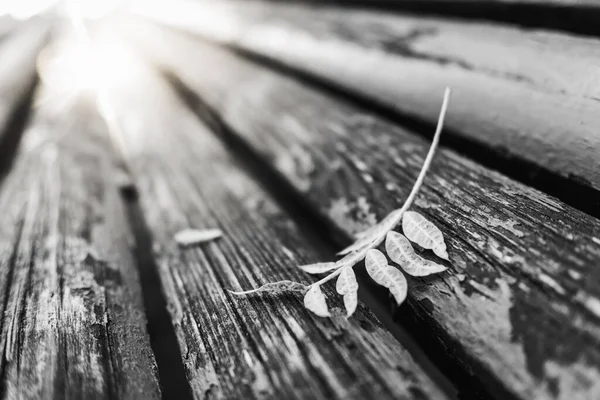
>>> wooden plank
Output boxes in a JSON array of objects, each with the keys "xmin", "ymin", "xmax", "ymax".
[
  {"xmin": 118, "ymin": 23, "xmax": 600, "ymax": 400},
  {"xmin": 100, "ymin": 37, "xmax": 451, "ymax": 400},
  {"xmin": 0, "ymin": 69, "xmax": 161, "ymax": 398},
  {"xmin": 132, "ymin": 0, "xmax": 600, "ymax": 212},
  {"xmin": 0, "ymin": 19, "xmax": 49, "ymax": 148}
]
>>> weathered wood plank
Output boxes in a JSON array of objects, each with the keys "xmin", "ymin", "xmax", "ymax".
[
  {"xmin": 119, "ymin": 23, "xmax": 600, "ymax": 400},
  {"xmin": 0, "ymin": 72, "xmax": 161, "ymax": 398},
  {"xmin": 102, "ymin": 39, "xmax": 451, "ymax": 400},
  {"xmin": 0, "ymin": 19, "xmax": 49, "ymax": 148},
  {"xmin": 133, "ymin": 0, "xmax": 600, "ymax": 210}
]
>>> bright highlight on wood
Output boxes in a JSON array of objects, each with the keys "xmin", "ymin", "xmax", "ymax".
[{"xmin": 230, "ymin": 88, "xmax": 452, "ymax": 318}]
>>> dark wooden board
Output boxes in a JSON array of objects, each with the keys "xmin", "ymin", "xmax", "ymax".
[
  {"xmin": 118, "ymin": 23, "xmax": 600, "ymax": 400},
  {"xmin": 132, "ymin": 0, "xmax": 600, "ymax": 211},
  {"xmin": 261, "ymin": 0, "xmax": 600, "ymax": 38},
  {"xmin": 0, "ymin": 77, "xmax": 161, "ymax": 397},
  {"xmin": 101, "ymin": 40, "xmax": 451, "ymax": 400}
]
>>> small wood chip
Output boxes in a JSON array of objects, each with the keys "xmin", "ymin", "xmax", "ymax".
[{"xmin": 175, "ymin": 228, "xmax": 223, "ymax": 247}]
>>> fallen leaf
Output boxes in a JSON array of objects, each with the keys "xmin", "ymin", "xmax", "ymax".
[
  {"xmin": 336, "ymin": 267, "xmax": 359, "ymax": 317},
  {"xmin": 336, "ymin": 267, "xmax": 359, "ymax": 295},
  {"xmin": 402, "ymin": 211, "xmax": 449, "ymax": 260},
  {"xmin": 343, "ymin": 291, "xmax": 358, "ymax": 317},
  {"xmin": 386, "ymin": 231, "xmax": 447, "ymax": 276},
  {"xmin": 304, "ymin": 285, "xmax": 330, "ymax": 317},
  {"xmin": 365, "ymin": 249, "xmax": 408, "ymax": 305}
]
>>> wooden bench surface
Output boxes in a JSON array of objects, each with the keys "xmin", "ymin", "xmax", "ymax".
[
  {"xmin": 115, "ymin": 19, "xmax": 600, "ymax": 400},
  {"xmin": 0, "ymin": 3, "xmax": 599, "ymax": 400},
  {"xmin": 100, "ymin": 46, "xmax": 451, "ymax": 400},
  {"xmin": 133, "ymin": 0, "xmax": 600, "ymax": 216}
]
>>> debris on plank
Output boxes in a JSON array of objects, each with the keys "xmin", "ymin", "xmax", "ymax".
[{"xmin": 175, "ymin": 228, "xmax": 223, "ymax": 247}]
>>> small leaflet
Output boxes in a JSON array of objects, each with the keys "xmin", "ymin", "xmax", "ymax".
[
  {"xmin": 175, "ymin": 228, "xmax": 222, "ymax": 247},
  {"xmin": 336, "ymin": 267, "xmax": 359, "ymax": 295},
  {"xmin": 299, "ymin": 262, "xmax": 338, "ymax": 274},
  {"xmin": 365, "ymin": 249, "xmax": 408, "ymax": 305},
  {"xmin": 385, "ymin": 267, "xmax": 408, "ymax": 305},
  {"xmin": 336, "ymin": 267, "xmax": 359, "ymax": 317},
  {"xmin": 365, "ymin": 249, "xmax": 389, "ymax": 287},
  {"xmin": 343, "ymin": 291, "xmax": 358, "ymax": 317},
  {"xmin": 304, "ymin": 285, "xmax": 331, "ymax": 317},
  {"xmin": 229, "ymin": 280, "xmax": 308, "ymax": 295},
  {"xmin": 402, "ymin": 211, "xmax": 449, "ymax": 260},
  {"xmin": 386, "ymin": 231, "xmax": 447, "ymax": 277},
  {"xmin": 335, "ymin": 266, "xmax": 358, "ymax": 317}
]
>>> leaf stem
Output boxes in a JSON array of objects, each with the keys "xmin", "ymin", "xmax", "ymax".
[
  {"xmin": 401, "ymin": 87, "xmax": 451, "ymax": 212},
  {"xmin": 311, "ymin": 87, "xmax": 451, "ymax": 289},
  {"xmin": 232, "ymin": 89, "xmax": 452, "ymax": 298}
]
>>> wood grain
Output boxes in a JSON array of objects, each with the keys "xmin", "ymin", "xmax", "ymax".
[
  {"xmin": 133, "ymin": 0, "xmax": 600, "ymax": 205},
  {"xmin": 119, "ymin": 24, "xmax": 600, "ymax": 400},
  {"xmin": 0, "ymin": 80, "xmax": 161, "ymax": 397},
  {"xmin": 103, "ymin": 40, "xmax": 450, "ymax": 400}
]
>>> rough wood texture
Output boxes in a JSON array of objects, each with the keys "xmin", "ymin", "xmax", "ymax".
[
  {"xmin": 119, "ymin": 24, "xmax": 600, "ymax": 400},
  {"xmin": 134, "ymin": 0, "xmax": 600, "ymax": 204},
  {"xmin": 0, "ymin": 19, "xmax": 49, "ymax": 145},
  {"xmin": 0, "ymin": 81, "xmax": 161, "ymax": 397},
  {"xmin": 104, "ymin": 43, "xmax": 450, "ymax": 400}
]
